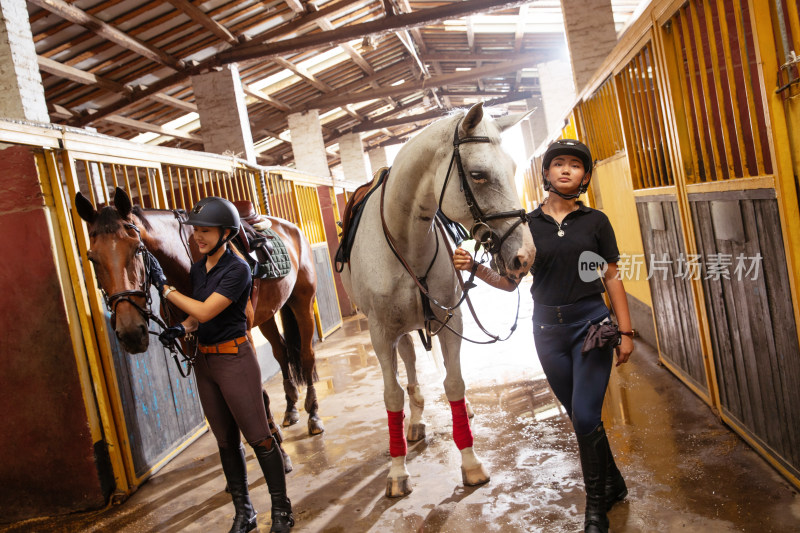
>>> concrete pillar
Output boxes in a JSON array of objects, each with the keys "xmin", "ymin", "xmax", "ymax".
[
  {"xmin": 537, "ymin": 59, "xmax": 576, "ymax": 140},
  {"xmin": 561, "ymin": 0, "xmax": 618, "ymax": 93},
  {"xmin": 0, "ymin": 0, "xmax": 49, "ymax": 122},
  {"xmin": 338, "ymin": 132, "xmax": 370, "ymax": 184},
  {"xmin": 191, "ymin": 64, "xmax": 255, "ymax": 163},
  {"xmin": 368, "ymin": 146, "xmax": 389, "ymax": 174},
  {"xmin": 526, "ymin": 97, "xmax": 548, "ymax": 151},
  {"xmin": 287, "ymin": 110, "xmax": 330, "ymax": 178}
]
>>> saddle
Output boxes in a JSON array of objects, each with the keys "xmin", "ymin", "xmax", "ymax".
[
  {"xmin": 334, "ymin": 168, "xmax": 388, "ymax": 272},
  {"xmin": 232, "ymin": 201, "xmax": 291, "ymax": 279}
]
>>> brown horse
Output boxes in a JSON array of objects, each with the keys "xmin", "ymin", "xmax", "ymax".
[{"xmin": 75, "ymin": 187, "xmax": 324, "ymax": 435}]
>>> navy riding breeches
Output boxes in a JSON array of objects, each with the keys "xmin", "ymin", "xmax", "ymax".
[
  {"xmin": 193, "ymin": 340, "xmax": 271, "ymax": 449},
  {"xmin": 532, "ymin": 295, "xmax": 614, "ymax": 435}
]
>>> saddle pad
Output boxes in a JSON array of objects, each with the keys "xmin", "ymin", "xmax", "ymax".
[
  {"xmin": 335, "ymin": 168, "xmax": 388, "ymax": 272},
  {"xmin": 258, "ymin": 227, "xmax": 291, "ymax": 279}
]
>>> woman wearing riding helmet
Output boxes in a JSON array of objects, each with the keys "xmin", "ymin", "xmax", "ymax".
[
  {"xmin": 158, "ymin": 196, "xmax": 294, "ymax": 533},
  {"xmin": 453, "ymin": 139, "xmax": 633, "ymax": 533}
]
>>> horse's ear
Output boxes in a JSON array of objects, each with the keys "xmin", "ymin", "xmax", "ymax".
[
  {"xmin": 494, "ymin": 109, "xmax": 535, "ymax": 133},
  {"xmin": 114, "ymin": 187, "xmax": 133, "ymax": 219},
  {"xmin": 75, "ymin": 192, "xmax": 97, "ymax": 225},
  {"xmin": 461, "ymin": 102, "xmax": 485, "ymax": 134}
]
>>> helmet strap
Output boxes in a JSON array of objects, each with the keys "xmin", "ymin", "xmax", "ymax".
[{"xmin": 206, "ymin": 228, "xmax": 231, "ymax": 257}]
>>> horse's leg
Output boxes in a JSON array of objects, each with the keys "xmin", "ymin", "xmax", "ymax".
[
  {"xmin": 371, "ymin": 327, "xmax": 412, "ymax": 497},
  {"xmin": 397, "ymin": 333, "xmax": 425, "ymax": 442},
  {"xmin": 438, "ymin": 316, "xmax": 490, "ymax": 487},
  {"xmin": 286, "ymin": 296, "xmax": 324, "ymax": 436},
  {"xmin": 258, "ymin": 317, "xmax": 301, "ymax": 427}
]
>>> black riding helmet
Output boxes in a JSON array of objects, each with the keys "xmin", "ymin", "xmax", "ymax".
[
  {"xmin": 183, "ymin": 196, "xmax": 240, "ymax": 256},
  {"xmin": 541, "ymin": 138, "xmax": 594, "ymax": 200}
]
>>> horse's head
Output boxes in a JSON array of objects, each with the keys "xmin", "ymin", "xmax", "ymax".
[
  {"xmin": 437, "ymin": 103, "xmax": 536, "ymax": 280},
  {"xmin": 75, "ymin": 187, "xmax": 152, "ymax": 353}
]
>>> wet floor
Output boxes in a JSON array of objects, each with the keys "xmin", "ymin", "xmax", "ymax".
[{"xmin": 4, "ymin": 280, "xmax": 799, "ymax": 532}]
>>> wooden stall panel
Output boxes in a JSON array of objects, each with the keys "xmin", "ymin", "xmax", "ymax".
[
  {"xmin": 312, "ymin": 243, "xmax": 343, "ymax": 338},
  {"xmin": 690, "ymin": 190, "xmax": 800, "ymax": 479},
  {"xmin": 636, "ymin": 197, "xmax": 706, "ymax": 391}
]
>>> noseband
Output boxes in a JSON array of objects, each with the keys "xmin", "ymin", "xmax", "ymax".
[{"xmin": 438, "ymin": 119, "xmax": 528, "ymax": 256}]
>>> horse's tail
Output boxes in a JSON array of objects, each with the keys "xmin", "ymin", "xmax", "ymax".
[{"xmin": 279, "ymin": 305, "xmax": 316, "ymax": 387}]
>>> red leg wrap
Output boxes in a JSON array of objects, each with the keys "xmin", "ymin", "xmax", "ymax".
[
  {"xmin": 387, "ymin": 410, "xmax": 407, "ymax": 457},
  {"xmin": 450, "ymin": 399, "xmax": 474, "ymax": 450}
]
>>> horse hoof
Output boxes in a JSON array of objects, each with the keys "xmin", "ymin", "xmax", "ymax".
[
  {"xmin": 385, "ymin": 475, "xmax": 412, "ymax": 498},
  {"xmin": 282, "ymin": 409, "xmax": 300, "ymax": 427},
  {"xmin": 308, "ymin": 415, "xmax": 325, "ymax": 436},
  {"xmin": 461, "ymin": 464, "xmax": 490, "ymax": 486},
  {"xmin": 406, "ymin": 423, "xmax": 426, "ymax": 442}
]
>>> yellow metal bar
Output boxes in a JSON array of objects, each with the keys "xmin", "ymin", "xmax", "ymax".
[
  {"xmin": 192, "ymin": 168, "xmax": 202, "ymax": 204},
  {"xmin": 110, "ymin": 163, "xmax": 119, "ymax": 190},
  {"xmin": 701, "ymin": 0, "xmax": 736, "ymax": 179},
  {"xmin": 122, "ymin": 164, "xmax": 133, "ymax": 199},
  {"xmin": 166, "ymin": 166, "xmax": 178, "ymax": 209},
  {"xmin": 732, "ymin": 0, "xmax": 767, "ymax": 175},
  {"xmin": 715, "ymin": 0, "xmax": 748, "ymax": 177},
  {"xmin": 133, "ymin": 166, "xmax": 145, "ymax": 206},
  {"xmin": 688, "ymin": 0, "xmax": 724, "ymax": 180},
  {"xmin": 635, "ymin": 48, "xmax": 663, "ymax": 187},
  {"xmin": 82, "ymin": 160, "xmax": 97, "ymax": 206},
  {"xmin": 615, "ymin": 74, "xmax": 643, "ymax": 188},
  {"xmin": 679, "ymin": 8, "xmax": 712, "ymax": 183}
]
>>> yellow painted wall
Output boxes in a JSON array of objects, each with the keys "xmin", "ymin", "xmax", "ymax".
[{"xmin": 591, "ymin": 153, "xmax": 652, "ymax": 307}]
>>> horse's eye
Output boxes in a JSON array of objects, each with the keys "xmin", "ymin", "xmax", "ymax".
[{"xmin": 470, "ymin": 171, "xmax": 488, "ymax": 183}]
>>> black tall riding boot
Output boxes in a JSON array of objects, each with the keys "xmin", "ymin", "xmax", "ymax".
[
  {"xmin": 577, "ymin": 424, "xmax": 609, "ymax": 533},
  {"xmin": 219, "ymin": 443, "xmax": 258, "ymax": 533},
  {"xmin": 605, "ymin": 437, "xmax": 627, "ymax": 512},
  {"xmin": 253, "ymin": 437, "xmax": 294, "ymax": 533}
]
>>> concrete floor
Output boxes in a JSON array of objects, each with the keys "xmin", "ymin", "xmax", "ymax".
[{"xmin": 4, "ymin": 280, "xmax": 799, "ymax": 532}]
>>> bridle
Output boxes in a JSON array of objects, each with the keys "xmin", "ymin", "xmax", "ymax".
[
  {"xmin": 96, "ymin": 219, "xmax": 196, "ymax": 377},
  {"xmin": 379, "ymin": 117, "xmax": 527, "ymax": 344},
  {"xmin": 437, "ymin": 118, "xmax": 528, "ymax": 259}
]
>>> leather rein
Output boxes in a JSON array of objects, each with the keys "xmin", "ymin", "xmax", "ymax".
[
  {"xmin": 98, "ymin": 215, "xmax": 196, "ymax": 377},
  {"xmin": 379, "ymin": 118, "xmax": 526, "ymax": 345}
]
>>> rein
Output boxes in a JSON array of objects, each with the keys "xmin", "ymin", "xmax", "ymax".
[
  {"xmin": 378, "ymin": 117, "xmax": 524, "ymax": 345},
  {"xmin": 98, "ymin": 219, "xmax": 197, "ymax": 377}
]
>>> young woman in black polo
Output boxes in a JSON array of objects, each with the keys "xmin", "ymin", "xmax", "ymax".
[
  {"xmin": 158, "ymin": 196, "xmax": 293, "ymax": 533},
  {"xmin": 453, "ymin": 139, "xmax": 633, "ymax": 533}
]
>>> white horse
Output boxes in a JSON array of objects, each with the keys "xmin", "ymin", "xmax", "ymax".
[{"xmin": 340, "ymin": 103, "xmax": 536, "ymax": 497}]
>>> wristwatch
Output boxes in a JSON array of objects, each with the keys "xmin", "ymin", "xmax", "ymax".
[
  {"xmin": 163, "ymin": 285, "xmax": 177, "ymax": 298},
  {"xmin": 619, "ymin": 330, "xmax": 635, "ymax": 337}
]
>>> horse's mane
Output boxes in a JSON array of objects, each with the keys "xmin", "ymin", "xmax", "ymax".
[{"xmin": 91, "ymin": 205, "xmax": 153, "ymax": 236}]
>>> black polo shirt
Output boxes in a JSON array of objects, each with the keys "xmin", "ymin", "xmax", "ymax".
[
  {"xmin": 190, "ymin": 248, "xmax": 251, "ymax": 345},
  {"xmin": 528, "ymin": 202, "xmax": 620, "ymax": 306}
]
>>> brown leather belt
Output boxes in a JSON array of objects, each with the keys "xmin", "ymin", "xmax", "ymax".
[{"xmin": 198, "ymin": 335, "xmax": 249, "ymax": 354}]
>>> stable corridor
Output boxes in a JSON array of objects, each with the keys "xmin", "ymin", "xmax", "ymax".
[{"xmin": 4, "ymin": 280, "xmax": 798, "ymax": 533}]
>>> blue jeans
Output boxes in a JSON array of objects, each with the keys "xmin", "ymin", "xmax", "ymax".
[{"xmin": 533, "ymin": 295, "xmax": 614, "ymax": 435}]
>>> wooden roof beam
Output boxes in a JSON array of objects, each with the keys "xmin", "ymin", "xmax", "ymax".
[
  {"xmin": 29, "ymin": 0, "xmax": 184, "ymax": 71},
  {"xmin": 103, "ymin": 115, "xmax": 202, "ymax": 142},
  {"xmin": 243, "ymin": 85, "xmax": 292, "ymax": 112},
  {"xmin": 218, "ymin": 0, "xmax": 533, "ymax": 64},
  {"xmin": 72, "ymin": 0, "xmax": 528, "ymax": 127},
  {"xmin": 303, "ymin": 56, "xmax": 533, "ymax": 109},
  {"xmin": 37, "ymin": 55, "xmax": 132, "ymax": 94},
  {"xmin": 165, "ymin": 0, "xmax": 238, "ymax": 45}
]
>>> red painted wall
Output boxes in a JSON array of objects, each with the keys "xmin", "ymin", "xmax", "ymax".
[
  {"xmin": 317, "ymin": 185, "xmax": 354, "ymax": 316},
  {"xmin": 0, "ymin": 146, "xmax": 109, "ymax": 523}
]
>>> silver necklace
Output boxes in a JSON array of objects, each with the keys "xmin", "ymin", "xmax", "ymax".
[{"xmin": 556, "ymin": 220, "xmax": 565, "ymax": 237}]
